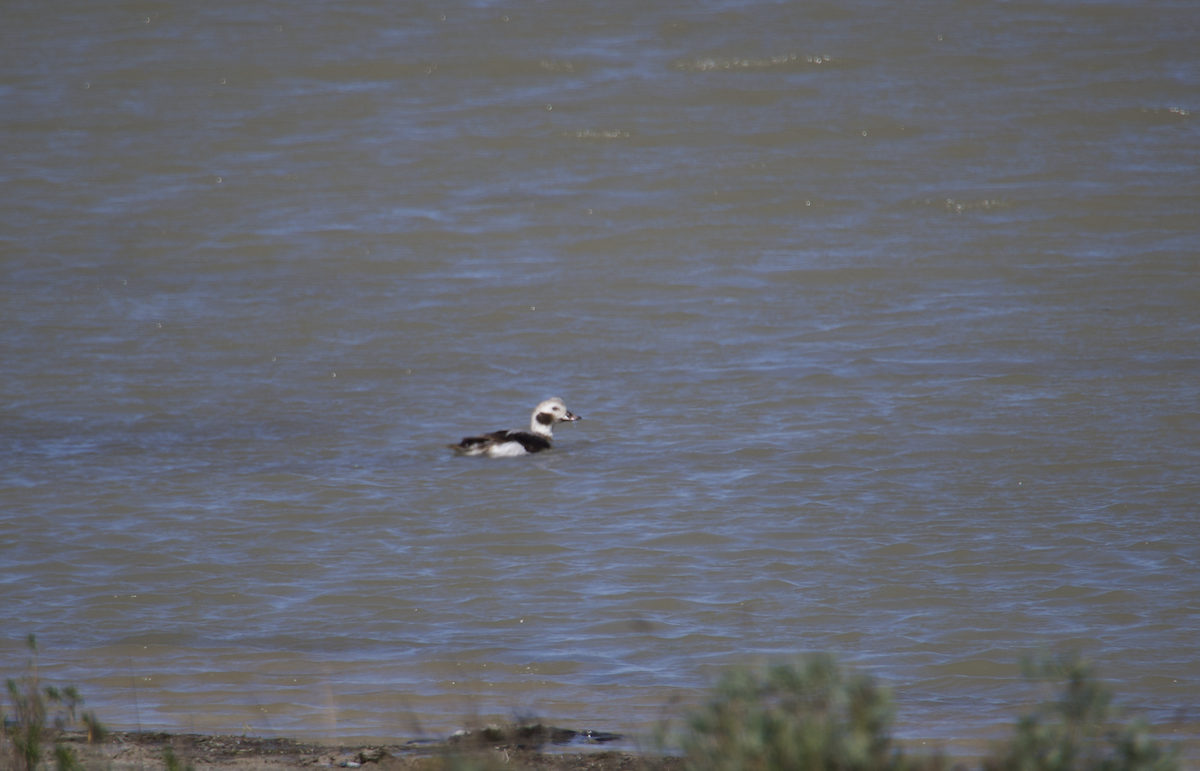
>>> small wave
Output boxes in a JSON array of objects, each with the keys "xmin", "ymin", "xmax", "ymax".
[
  {"xmin": 538, "ymin": 59, "xmax": 575, "ymax": 73},
  {"xmin": 673, "ymin": 53, "xmax": 832, "ymax": 72},
  {"xmin": 1142, "ymin": 106, "xmax": 1189, "ymax": 117},
  {"xmin": 908, "ymin": 197, "xmax": 1010, "ymax": 213},
  {"xmin": 562, "ymin": 129, "xmax": 631, "ymax": 140},
  {"xmin": 1119, "ymin": 105, "xmax": 1191, "ymax": 124}
]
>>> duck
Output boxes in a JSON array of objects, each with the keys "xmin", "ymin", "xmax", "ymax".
[{"xmin": 451, "ymin": 397, "xmax": 582, "ymax": 457}]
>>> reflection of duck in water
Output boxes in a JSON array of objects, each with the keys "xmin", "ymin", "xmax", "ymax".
[{"xmin": 450, "ymin": 398, "xmax": 582, "ymax": 458}]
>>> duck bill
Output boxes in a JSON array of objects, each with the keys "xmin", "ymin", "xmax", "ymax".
[{"xmin": 562, "ymin": 411, "xmax": 581, "ymax": 422}]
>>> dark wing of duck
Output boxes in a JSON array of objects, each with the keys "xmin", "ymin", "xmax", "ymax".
[
  {"xmin": 454, "ymin": 430, "xmax": 553, "ymax": 454},
  {"xmin": 501, "ymin": 431, "xmax": 553, "ymax": 453}
]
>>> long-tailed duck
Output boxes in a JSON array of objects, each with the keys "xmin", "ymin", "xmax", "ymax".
[{"xmin": 451, "ymin": 397, "xmax": 581, "ymax": 458}]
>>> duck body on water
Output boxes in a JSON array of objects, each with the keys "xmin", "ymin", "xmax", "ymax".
[{"xmin": 451, "ymin": 398, "xmax": 582, "ymax": 458}]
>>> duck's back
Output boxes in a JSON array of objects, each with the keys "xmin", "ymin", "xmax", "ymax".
[{"xmin": 452, "ymin": 430, "xmax": 552, "ymax": 457}]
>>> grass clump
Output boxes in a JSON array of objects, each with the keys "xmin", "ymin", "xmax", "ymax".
[
  {"xmin": 681, "ymin": 654, "xmax": 927, "ymax": 771},
  {"xmin": 2, "ymin": 635, "xmax": 105, "ymax": 771},
  {"xmin": 161, "ymin": 746, "xmax": 194, "ymax": 771},
  {"xmin": 985, "ymin": 653, "xmax": 1179, "ymax": 771}
]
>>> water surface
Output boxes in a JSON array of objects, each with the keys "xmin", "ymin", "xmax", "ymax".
[{"xmin": 2, "ymin": 0, "xmax": 1198, "ymax": 757}]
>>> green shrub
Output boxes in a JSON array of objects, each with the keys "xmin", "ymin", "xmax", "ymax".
[
  {"xmin": 681, "ymin": 654, "xmax": 924, "ymax": 771},
  {"xmin": 2, "ymin": 635, "xmax": 106, "ymax": 771},
  {"xmin": 51, "ymin": 745, "xmax": 81, "ymax": 771},
  {"xmin": 162, "ymin": 746, "xmax": 195, "ymax": 771},
  {"xmin": 983, "ymin": 653, "xmax": 1179, "ymax": 771}
]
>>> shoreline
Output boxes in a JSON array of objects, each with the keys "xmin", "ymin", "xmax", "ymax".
[
  {"xmin": 61, "ymin": 729, "xmax": 683, "ymax": 771},
  {"xmin": 49, "ymin": 725, "xmax": 1200, "ymax": 771}
]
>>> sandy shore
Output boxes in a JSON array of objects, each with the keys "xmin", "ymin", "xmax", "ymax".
[
  {"xmin": 52, "ymin": 725, "xmax": 1200, "ymax": 771},
  {"xmin": 62, "ymin": 729, "xmax": 682, "ymax": 771}
]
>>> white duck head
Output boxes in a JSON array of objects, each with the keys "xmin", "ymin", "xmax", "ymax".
[{"xmin": 529, "ymin": 397, "xmax": 581, "ymax": 437}]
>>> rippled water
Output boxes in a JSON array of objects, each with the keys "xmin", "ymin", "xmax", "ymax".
[{"xmin": 2, "ymin": 0, "xmax": 1199, "ymax": 758}]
